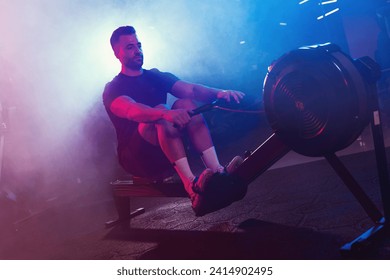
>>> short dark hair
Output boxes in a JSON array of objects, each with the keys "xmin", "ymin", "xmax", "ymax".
[{"xmin": 110, "ymin": 26, "xmax": 136, "ymax": 50}]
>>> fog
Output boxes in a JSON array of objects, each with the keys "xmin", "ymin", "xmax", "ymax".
[
  {"xmin": 0, "ymin": 0, "xmax": 278, "ymax": 205},
  {"xmin": 0, "ymin": 0, "xmax": 384, "ymax": 216}
]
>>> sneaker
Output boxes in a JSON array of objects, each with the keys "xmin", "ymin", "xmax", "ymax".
[
  {"xmin": 192, "ymin": 168, "xmax": 214, "ymax": 194},
  {"xmin": 190, "ymin": 167, "xmax": 249, "ymax": 216},
  {"xmin": 190, "ymin": 168, "xmax": 214, "ymax": 216},
  {"xmin": 225, "ymin": 156, "xmax": 243, "ymax": 174},
  {"xmin": 191, "ymin": 193, "xmax": 205, "ymax": 216}
]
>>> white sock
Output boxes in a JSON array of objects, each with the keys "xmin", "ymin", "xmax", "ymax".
[
  {"xmin": 173, "ymin": 157, "xmax": 196, "ymax": 188},
  {"xmin": 201, "ymin": 146, "xmax": 224, "ymax": 173}
]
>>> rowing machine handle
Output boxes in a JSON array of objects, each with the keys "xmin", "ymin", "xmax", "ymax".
[
  {"xmin": 173, "ymin": 100, "xmax": 218, "ymax": 128},
  {"xmin": 188, "ymin": 100, "xmax": 218, "ymax": 117}
]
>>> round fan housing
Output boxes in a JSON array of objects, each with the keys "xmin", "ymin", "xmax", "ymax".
[{"xmin": 263, "ymin": 43, "xmax": 375, "ymax": 157}]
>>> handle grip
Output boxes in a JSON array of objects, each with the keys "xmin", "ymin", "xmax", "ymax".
[
  {"xmin": 188, "ymin": 100, "xmax": 218, "ymax": 117},
  {"xmin": 174, "ymin": 100, "xmax": 219, "ymax": 128}
]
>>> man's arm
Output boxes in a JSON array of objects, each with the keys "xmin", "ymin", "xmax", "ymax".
[
  {"xmin": 171, "ymin": 80, "xmax": 245, "ymax": 103},
  {"xmin": 110, "ymin": 96, "xmax": 191, "ymax": 127}
]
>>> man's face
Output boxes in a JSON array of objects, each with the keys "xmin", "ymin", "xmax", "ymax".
[{"xmin": 114, "ymin": 34, "xmax": 143, "ymax": 70}]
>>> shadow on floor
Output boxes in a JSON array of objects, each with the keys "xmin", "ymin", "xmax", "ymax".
[{"xmin": 104, "ymin": 219, "xmax": 342, "ymax": 260}]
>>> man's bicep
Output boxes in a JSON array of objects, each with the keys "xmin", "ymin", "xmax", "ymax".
[{"xmin": 110, "ymin": 96, "xmax": 136, "ymax": 118}]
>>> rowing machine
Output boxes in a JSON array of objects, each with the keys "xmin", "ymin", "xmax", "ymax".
[{"xmin": 200, "ymin": 43, "xmax": 390, "ymax": 255}]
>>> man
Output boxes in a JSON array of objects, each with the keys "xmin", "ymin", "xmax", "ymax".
[{"xmin": 103, "ymin": 26, "xmax": 244, "ymax": 215}]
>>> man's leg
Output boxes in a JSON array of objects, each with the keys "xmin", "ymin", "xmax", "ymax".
[
  {"xmin": 138, "ymin": 102, "xmax": 243, "ymax": 216},
  {"xmin": 172, "ymin": 99, "xmax": 225, "ymax": 173},
  {"xmin": 138, "ymin": 104, "xmax": 198, "ymax": 198}
]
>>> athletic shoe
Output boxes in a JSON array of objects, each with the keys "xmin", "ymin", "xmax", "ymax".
[
  {"xmin": 192, "ymin": 168, "xmax": 214, "ymax": 194},
  {"xmin": 191, "ymin": 168, "xmax": 214, "ymax": 215}
]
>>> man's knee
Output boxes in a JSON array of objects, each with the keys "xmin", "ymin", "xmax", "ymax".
[{"xmin": 172, "ymin": 98, "xmax": 197, "ymax": 110}]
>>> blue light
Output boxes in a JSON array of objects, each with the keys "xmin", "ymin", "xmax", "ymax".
[
  {"xmin": 319, "ymin": 0, "xmax": 337, "ymax": 5},
  {"xmin": 325, "ymin": 8, "xmax": 340, "ymax": 17}
]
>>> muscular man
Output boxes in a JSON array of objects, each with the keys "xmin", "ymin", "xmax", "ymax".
[{"xmin": 103, "ymin": 26, "xmax": 244, "ymax": 215}]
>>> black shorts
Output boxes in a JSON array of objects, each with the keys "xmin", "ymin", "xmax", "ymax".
[{"xmin": 118, "ymin": 129, "xmax": 175, "ymax": 180}]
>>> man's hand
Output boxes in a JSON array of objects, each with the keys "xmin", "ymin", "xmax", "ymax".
[
  {"xmin": 216, "ymin": 90, "xmax": 245, "ymax": 103},
  {"xmin": 162, "ymin": 109, "xmax": 192, "ymax": 128}
]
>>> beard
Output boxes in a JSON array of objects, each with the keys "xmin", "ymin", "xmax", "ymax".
[{"xmin": 124, "ymin": 55, "xmax": 143, "ymax": 70}]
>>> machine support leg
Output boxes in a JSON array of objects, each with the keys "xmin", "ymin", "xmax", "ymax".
[
  {"xmin": 325, "ymin": 153, "xmax": 383, "ymax": 223},
  {"xmin": 370, "ymin": 110, "xmax": 390, "ymax": 227},
  {"xmin": 335, "ymin": 103, "xmax": 390, "ymax": 255},
  {"xmin": 326, "ymin": 152, "xmax": 387, "ymax": 256}
]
